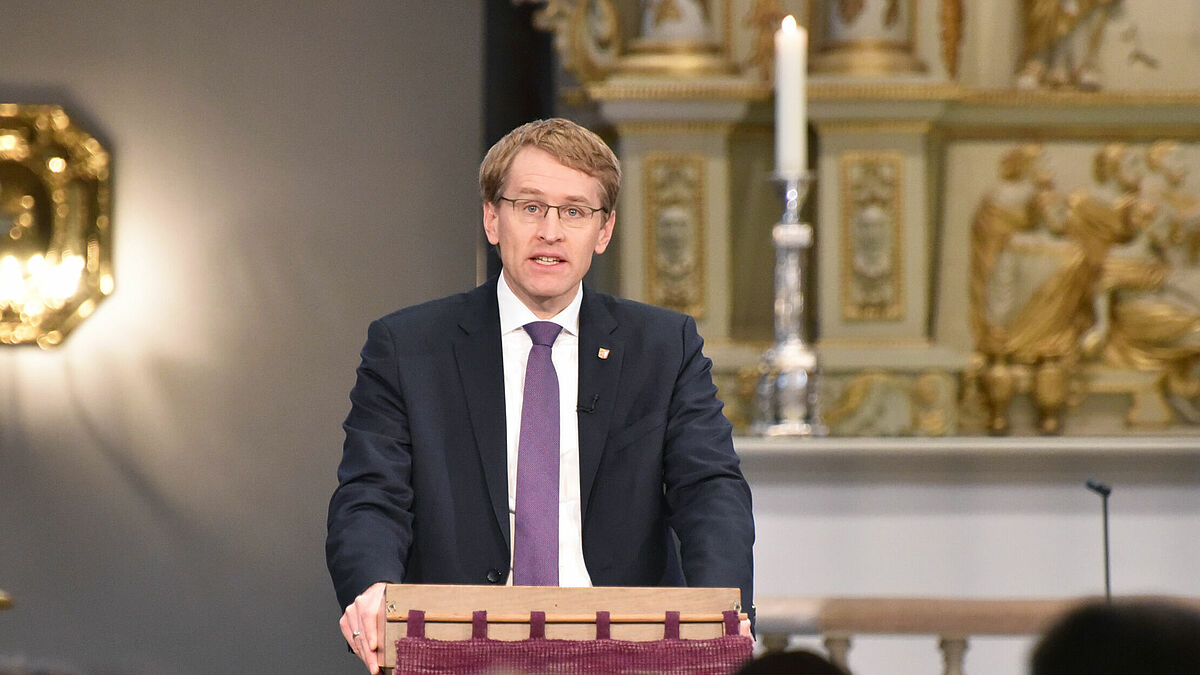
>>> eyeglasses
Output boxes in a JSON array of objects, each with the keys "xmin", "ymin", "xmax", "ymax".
[{"xmin": 498, "ymin": 197, "xmax": 607, "ymax": 227}]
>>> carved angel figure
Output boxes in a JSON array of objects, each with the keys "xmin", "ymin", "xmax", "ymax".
[{"xmin": 1017, "ymin": 0, "xmax": 1122, "ymax": 90}]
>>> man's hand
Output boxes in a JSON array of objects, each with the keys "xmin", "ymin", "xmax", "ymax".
[{"xmin": 339, "ymin": 581, "xmax": 387, "ymax": 674}]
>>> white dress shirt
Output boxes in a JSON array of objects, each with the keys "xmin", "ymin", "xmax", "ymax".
[{"xmin": 497, "ymin": 271, "xmax": 593, "ymax": 587}]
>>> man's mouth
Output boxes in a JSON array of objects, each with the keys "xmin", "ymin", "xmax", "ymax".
[{"xmin": 532, "ymin": 256, "xmax": 564, "ymax": 265}]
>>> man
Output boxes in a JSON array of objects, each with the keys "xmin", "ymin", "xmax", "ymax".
[{"xmin": 326, "ymin": 118, "xmax": 754, "ymax": 673}]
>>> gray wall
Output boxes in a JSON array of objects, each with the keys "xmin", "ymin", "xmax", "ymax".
[{"xmin": 0, "ymin": 3, "xmax": 482, "ymax": 672}]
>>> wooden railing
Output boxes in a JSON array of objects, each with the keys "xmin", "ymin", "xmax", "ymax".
[{"xmin": 755, "ymin": 595, "xmax": 1200, "ymax": 675}]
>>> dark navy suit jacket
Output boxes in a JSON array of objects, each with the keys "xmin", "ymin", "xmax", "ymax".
[{"xmin": 326, "ymin": 277, "xmax": 754, "ymax": 621}]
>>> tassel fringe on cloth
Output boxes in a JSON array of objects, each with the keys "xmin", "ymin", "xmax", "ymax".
[{"xmin": 394, "ymin": 608, "xmax": 753, "ymax": 674}]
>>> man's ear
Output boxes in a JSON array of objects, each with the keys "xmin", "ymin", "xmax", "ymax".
[
  {"xmin": 594, "ymin": 209, "xmax": 616, "ymax": 254},
  {"xmin": 482, "ymin": 200, "xmax": 500, "ymax": 245}
]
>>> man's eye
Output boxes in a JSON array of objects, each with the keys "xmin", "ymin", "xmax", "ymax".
[
  {"xmin": 564, "ymin": 207, "xmax": 583, "ymax": 218},
  {"xmin": 522, "ymin": 202, "xmax": 543, "ymax": 214}
]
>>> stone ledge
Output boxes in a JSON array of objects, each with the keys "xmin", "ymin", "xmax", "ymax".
[{"xmin": 735, "ymin": 435, "xmax": 1200, "ymax": 484}]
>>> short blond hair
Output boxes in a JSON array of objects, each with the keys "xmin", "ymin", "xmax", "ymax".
[{"xmin": 479, "ymin": 118, "xmax": 621, "ymax": 211}]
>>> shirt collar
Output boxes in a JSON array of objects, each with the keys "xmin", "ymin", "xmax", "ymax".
[{"xmin": 497, "ymin": 270, "xmax": 581, "ymax": 337}]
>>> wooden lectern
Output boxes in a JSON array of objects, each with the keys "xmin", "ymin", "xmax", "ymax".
[{"xmin": 377, "ymin": 584, "xmax": 747, "ymax": 672}]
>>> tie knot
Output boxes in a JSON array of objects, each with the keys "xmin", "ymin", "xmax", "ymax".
[{"xmin": 523, "ymin": 321, "xmax": 562, "ymax": 347}]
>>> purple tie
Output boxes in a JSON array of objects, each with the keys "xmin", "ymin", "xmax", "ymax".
[{"xmin": 513, "ymin": 321, "xmax": 562, "ymax": 586}]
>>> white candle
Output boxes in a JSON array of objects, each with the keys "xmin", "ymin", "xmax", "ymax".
[{"xmin": 774, "ymin": 15, "xmax": 807, "ymax": 178}]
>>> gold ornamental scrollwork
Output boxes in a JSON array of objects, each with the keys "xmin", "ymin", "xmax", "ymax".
[
  {"xmin": 519, "ymin": 0, "xmax": 622, "ymax": 83},
  {"xmin": 0, "ymin": 104, "xmax": 112, "ymax": 348},
  {"xmin": 644, "ymin": 152, "xmax": 706, "ymax": 318},
  {"xmin": 839, "ymin": 151, "xmax": 904, "ymax": 322}
]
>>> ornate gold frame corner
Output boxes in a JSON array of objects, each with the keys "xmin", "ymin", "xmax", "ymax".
[{"xmin": 0, "ymin": 104, "xmax": 113, "ymax": 348}]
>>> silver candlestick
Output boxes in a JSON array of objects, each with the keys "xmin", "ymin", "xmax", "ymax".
[{"xmin": 752, "ymin": 173, "xmax": 826, "ymax": 437}]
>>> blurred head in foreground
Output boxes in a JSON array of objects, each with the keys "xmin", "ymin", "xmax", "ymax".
[
  {"xmin": 736, "ymin": 649, "xmax": 849, "ymax": 675},
  {"xmin": 1030, "ymin": 599, "xmax": 1200, "ymax": 675}
]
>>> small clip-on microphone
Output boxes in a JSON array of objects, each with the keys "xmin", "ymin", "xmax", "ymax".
[{"xmin": 577, "ymin": 394, "xmax": 599, "ymax": 414}]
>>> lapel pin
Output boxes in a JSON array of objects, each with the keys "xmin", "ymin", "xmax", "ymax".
[{"xmin": 597, "ymin": 347, "xmax": 610, "ymax": 360}]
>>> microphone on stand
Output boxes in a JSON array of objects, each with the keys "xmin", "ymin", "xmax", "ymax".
[{"xmin": 1085, "ymin": 479, "xmax": 1113, "ymax": 603}]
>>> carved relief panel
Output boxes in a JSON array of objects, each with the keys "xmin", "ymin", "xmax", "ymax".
[
  {"xmin": 953, "ymin": 140, "xmax": 1200, "ymax": 433},
  {"xmin": 645, "ymin": 153, "xmax": 707, "ymax": 317},
  {"xmin": 823, "ymin": 369, "xmax": 957, "ymax": 436},
  {"xmin": 840, "ymin": 152, "xmax": 904, "ymax": 321}
]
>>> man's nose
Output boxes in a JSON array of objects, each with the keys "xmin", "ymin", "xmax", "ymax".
[{"xmin": 536, "ymin": 208, "xmax": 566, "ymax": 240}]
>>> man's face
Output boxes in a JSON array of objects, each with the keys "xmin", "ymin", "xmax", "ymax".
[{"xmin": 483, "ymin": 146, "xmax": 615, "ymax": 318}]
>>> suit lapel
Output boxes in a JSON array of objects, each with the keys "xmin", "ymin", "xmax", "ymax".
[
  {"xmin": 452, "ymin": 280, "xmax": 511, "ymax": 548},
  {"xmin": 577, "ymin": 288, "xmax": 622, "ymax": 520}
]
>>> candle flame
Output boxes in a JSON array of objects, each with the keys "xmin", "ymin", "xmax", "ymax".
[{"xmin": 781, "ymin": 14, "xmax": 797, "ymax": 32}]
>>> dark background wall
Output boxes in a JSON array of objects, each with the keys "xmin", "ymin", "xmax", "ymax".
[{"xmin": 0, "ymin": 3, "xmax": 482, "ymax": 672}]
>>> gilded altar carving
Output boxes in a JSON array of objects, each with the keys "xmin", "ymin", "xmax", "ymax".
[
  {"xmin": 840, "ymin": 152, "xmax": 904, "ymax": 321},
  {"xmin": 823, "ymin": 370, "xmax": 956, "ymax": 436},
  {"xmin": 1016, "ymin": 0, "xmax": 1144, "ymax": 90},
  {"xmin": 624, "ymin": 0, "xmax": 736, "ymax": 76},
  {"xmin": 811, "ymin": 0, "xmax": 926, "ymax": 75},
  {"xmin": 967, "ymin": 142, "xmax": 1200, "ymax": 433},
  {"xmin": 835, "ymin": 0, "xmax": 900, "ymax": 25},
  {"xmin": 520, "ymin": 0, "xmax": 623, "ymax": 82},
  {"xmin": 522, "ymin": 0, "xmax": 744, "ymax": 82},
  {"xmin": 642, "ymin": 0, "xmax": 714, "ymax": 42},
  {"xmin": 645, "ymin": 153, "xmax": 706, "ymax": 317},
  {"xmin": 1081, "ymin": 140, "xmax": 1200, "ymax": 422},
  {"xmin": 940, "ymin": 0, "xmax": 963, "ymax": 78},
  {"xmin": 742, "ymin": 0, "xmax": 788, "ymax": 81}
]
